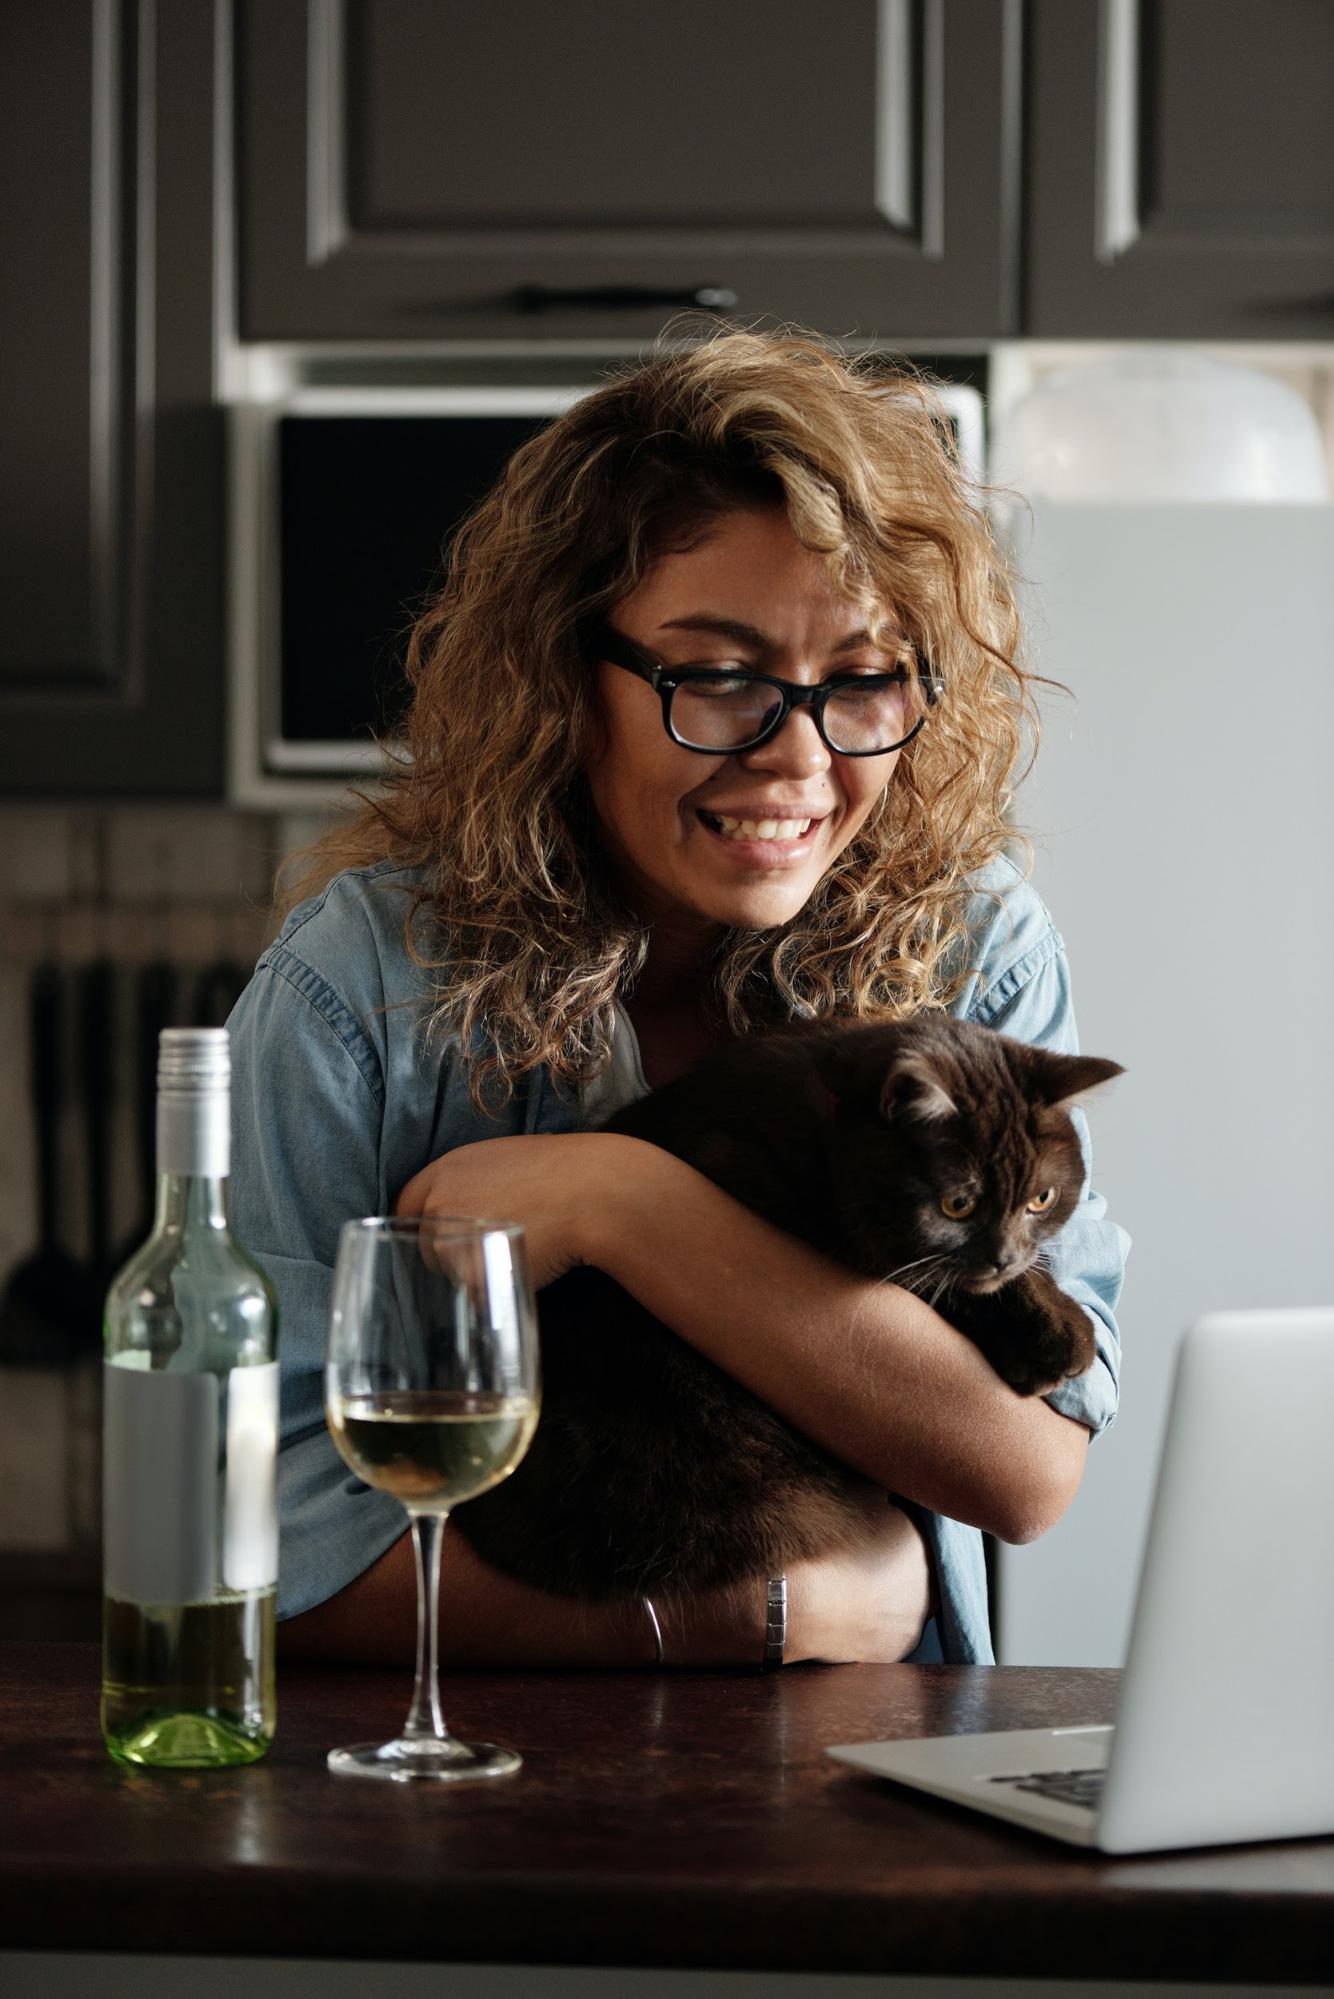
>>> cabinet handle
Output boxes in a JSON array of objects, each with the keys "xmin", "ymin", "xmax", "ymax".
[{"xmin": 513, "ymin": 282, "xmax": 739, "ymax": 313}]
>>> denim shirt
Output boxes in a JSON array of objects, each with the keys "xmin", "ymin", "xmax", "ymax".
[{"xmin": 228, "ymin": 855, "xmax": 1128, "ymax": 1664}]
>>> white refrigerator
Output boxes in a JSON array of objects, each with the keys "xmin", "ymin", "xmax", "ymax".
[{"xmin": 995, "ymin": 501, "xmax": 1334, "ymax": 1665}]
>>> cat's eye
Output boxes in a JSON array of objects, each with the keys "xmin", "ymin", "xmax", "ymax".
[
  {"xmin": 1026, "ymin": 1187, "xmax": 1058, "ymax": 1214},
  {"xmin": 940, "ymin": 1190, "xmax": 977, "ymax": 1220}
]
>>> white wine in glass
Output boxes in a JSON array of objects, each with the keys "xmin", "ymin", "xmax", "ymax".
[{"xmin": 324, "ymin": 1215, "xmax": 540, "ymax": 1782}]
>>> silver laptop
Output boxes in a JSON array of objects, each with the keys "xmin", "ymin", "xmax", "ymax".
[{"xmin": 827, "ymin": 1308, "xmax": 1334, "ymax": 1854}]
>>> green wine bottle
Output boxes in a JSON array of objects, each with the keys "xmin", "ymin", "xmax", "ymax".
[{"xmin": 101, "ymin": 1027, "xmax": 278, "ymax": 1768}]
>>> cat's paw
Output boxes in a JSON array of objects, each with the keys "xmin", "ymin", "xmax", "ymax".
[
  {"xmin": 952, "ymin": 1272, "xmax": 1096, "ymax": 1398},
  {"xmin": 994, "ymin": 1304, "xmax": 1095, "ymax": 1397}
]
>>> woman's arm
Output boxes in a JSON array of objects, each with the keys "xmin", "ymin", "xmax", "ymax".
[
  {"xmin": 399, "ymin": 1128, "xmax": 1088, "ymax": 1545},
  {"xmin": 584, "ymin": 1134, "xmax": 1090, "ymax": 1546},
  {"xmin": 280, "ymin": 1526, "xmax": 672, "ymax": 1667},
  {"xmin": 279, "ymin": 1488, "xmax": 933, "ymax": 1667}
]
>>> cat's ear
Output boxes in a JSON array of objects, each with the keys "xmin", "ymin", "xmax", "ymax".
[
  {"xmin": 881, "ymin": 1051, "xmax": 957, "ymax": 1123},
  {"xmin": 1030, "ymin": 1049, "xmax": 1124, "ymax": 1110}
]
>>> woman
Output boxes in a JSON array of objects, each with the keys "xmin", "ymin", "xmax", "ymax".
[{"xmin": 230, "ymin": 328, "xmax": 1127, "ymax": 1669}]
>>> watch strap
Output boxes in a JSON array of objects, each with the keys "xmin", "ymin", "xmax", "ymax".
[{"xmin": 762, "ymin": 1574, "xmax": 787, "ymax": 1669}]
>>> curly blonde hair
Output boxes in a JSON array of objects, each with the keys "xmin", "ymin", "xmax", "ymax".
[{"xmin": 279, "ymin": 326, "xmax": 1037, "ymax": 1115}]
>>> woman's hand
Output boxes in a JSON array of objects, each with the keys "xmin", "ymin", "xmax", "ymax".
[
  {"xmin": 394, "ymin": 1131, "xmax": 619, "ymax": 1290},
  {"xmin": 784, "ymin": 1498, "xmax": 935, "ymax": 1664},
  {"xmin": 655, "ymin": 1492, "xmax": 934, "ymax": 1668}
]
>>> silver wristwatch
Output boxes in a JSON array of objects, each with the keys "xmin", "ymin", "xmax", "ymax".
[{"xmin": 762, "ymin": 1574, "xmax": 788, "ymax": 1669}]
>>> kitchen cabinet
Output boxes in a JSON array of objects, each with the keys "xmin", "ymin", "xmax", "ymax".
[
  {"xmin": 0, "ymin": 1, "xmax": 224, "ymax": 798},
  {"xmin": 1025, "ymin": 0, "xmax": 1334, "ymax": 337},
  {"xmin": 235, "ymin": 0, "xmax": 1024, "ymax": 343},
  {"xmin": 236, "ymin": 0, "xmax": 1334, "ymax": 348}
]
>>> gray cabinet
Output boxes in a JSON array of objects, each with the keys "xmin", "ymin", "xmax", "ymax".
[
  {"xmin": 236, "ymin": 0, "xmax": 1024, "ymax": 342},
  {"xmin": 0, "ymin": 0, "xmax": 224, "ymax": 798},
  {"xmin": 237, "ymin": 0, "xmax": 1334, "ymax": 347},
  {"xmin": 1026, "ymin": 0, "xmax": 1334, "ymax": 338}
]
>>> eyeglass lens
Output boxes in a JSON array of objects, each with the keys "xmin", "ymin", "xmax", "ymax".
[{"xmin": 668, "ymin": 673, "xmax": 927, "ymax": 754}]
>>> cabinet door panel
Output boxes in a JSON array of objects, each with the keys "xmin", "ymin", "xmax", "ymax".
[
  {"xmin": 238, "ymin": 0, "xmax": 1021, "ymax": 340},
  {"xmin": 0, "ymin": 1, "xmax": 223, "ymax": 797},
  {"xmin": 1027, "ymin": 0, "xmax": 1334, "ymax": 337},
  {"xmin": 350, "ymin": 3, "xmax": 872, "ymax": 226}
]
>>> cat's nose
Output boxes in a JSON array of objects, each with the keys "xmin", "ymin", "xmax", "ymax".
[{"xmin": 986, "ymin": 1251, "xmax": 1024, "ymax": 1279}]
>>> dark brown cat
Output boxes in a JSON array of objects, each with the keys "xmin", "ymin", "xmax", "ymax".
[{"xmin": 455, "ymin": 1014, "xmax": 1122, "ymax": 1600}]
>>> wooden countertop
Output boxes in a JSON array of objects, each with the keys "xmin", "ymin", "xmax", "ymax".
[{"xmin": 3, "ymin": 1640, "xmax": 1332, "ymax": 1981}]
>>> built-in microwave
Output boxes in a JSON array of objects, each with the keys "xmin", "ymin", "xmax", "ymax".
[{"xmin": 228, "ymin": 375, "xmax": 985, "ymax": 807}]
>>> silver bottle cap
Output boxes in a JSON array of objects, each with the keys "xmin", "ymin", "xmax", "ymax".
[{"xmin": 157, "ymin": 1027, "xmax": 230, "ymax": 1178}]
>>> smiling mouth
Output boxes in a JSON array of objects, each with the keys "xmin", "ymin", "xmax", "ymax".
[{"xmin": 698, "ymin": 810, "xmax": 824, "ymax": 845}]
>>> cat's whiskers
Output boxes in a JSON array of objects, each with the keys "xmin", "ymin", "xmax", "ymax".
[
  {"xmin": 927, "ymin": 1264, "xmax": 964, "ymax": 1311},
  {"xmin": 891, "ymin": 1255, "xmax": 963, "ymax": 1306},
  {"xmin": 880, "ymin": 1252, "xmax": 948, "ymax": 1295}
]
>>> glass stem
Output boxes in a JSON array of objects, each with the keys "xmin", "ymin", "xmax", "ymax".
[{"xmin": 403, "ymin": 1510, "xmax": 449, "ymax": 1743}]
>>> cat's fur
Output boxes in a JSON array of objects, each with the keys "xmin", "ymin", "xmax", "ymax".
[{"xmin": 455, "ymin": 1013, "xmax": 1122, "ymax": 1600}]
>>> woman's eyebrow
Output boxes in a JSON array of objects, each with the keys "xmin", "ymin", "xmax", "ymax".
[{"xmin": 656, "ymin": 614, "xmax": 899, "ymax": 653}]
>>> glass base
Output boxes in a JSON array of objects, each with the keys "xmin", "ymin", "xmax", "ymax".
[{"xmin": 326, "ymin": 1735, "xmax": 521, "ymax": 1783}]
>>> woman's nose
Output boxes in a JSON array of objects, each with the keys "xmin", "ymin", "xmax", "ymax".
[{"xmin": 740, "ymin": 705, "xmax": 830, "ymax": 775}]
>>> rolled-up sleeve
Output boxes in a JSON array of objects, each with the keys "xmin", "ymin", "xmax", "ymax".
[
  {"xmin": 972, "ymin": 932, "xmax": 1129, "ymax": 1437},
  {"xmin": 228, "ymin": 949, "xmax": 406, "ymax": 1618}
]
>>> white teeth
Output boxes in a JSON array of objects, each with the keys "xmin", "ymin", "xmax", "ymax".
[{"xmin": 711, "ymin": 814, "xmax": 813, "ymax": 842}]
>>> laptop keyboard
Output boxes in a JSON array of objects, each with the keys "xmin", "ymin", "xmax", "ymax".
[{"xmin": 988, "ymin": 1766, "xmax": 1106, "ymax": 1812}]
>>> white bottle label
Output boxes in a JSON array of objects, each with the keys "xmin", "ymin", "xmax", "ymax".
[
  {"xmin": 222, "ymin": 1361, "xmax": 280, "ymax": 1591},
  {"xmin": 103, "ymin": 1358, "xmax": 279, "ymax": 1602},
  {"xmin": 103, "ymin": 1360, "xmax": 220, "ymax": 1604}
]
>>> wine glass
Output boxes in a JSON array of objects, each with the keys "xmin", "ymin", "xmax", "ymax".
[{"xmin": 324, "ymin": 1215, "xmax": 540, "ymax": 1782}]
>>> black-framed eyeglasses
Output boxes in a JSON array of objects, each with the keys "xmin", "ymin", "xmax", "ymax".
[{"xmin": 591, "ymin": 624, "xmax": 945, "ymax": 758}]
